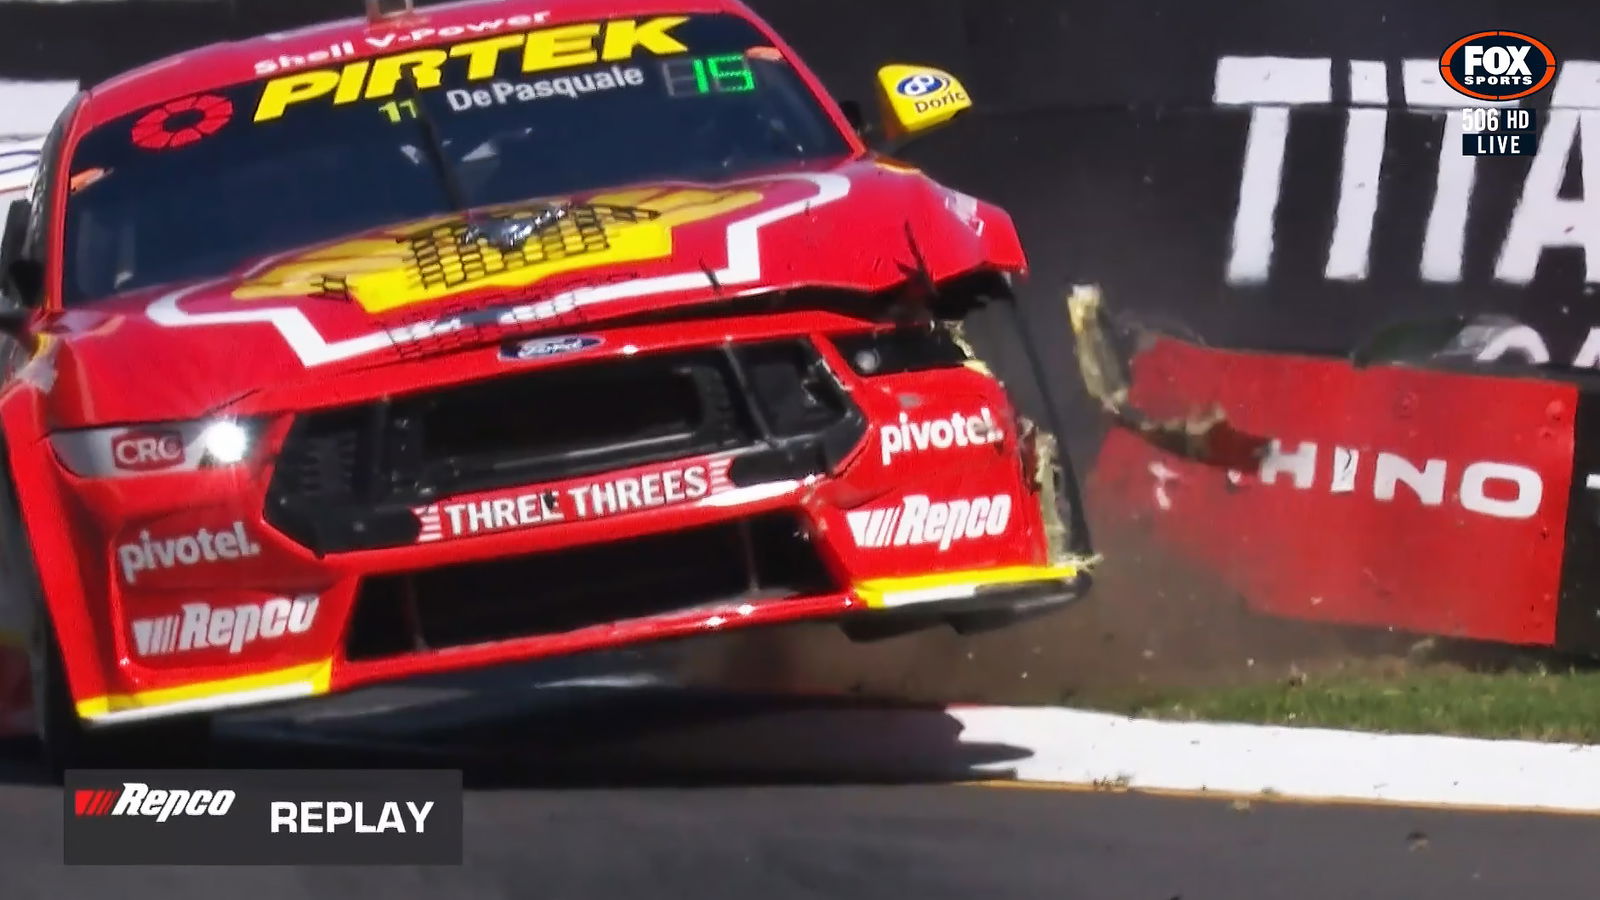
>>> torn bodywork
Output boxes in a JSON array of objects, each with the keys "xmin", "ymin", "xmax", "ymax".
[{"xmin": 1066, "ymin": 285, "xmax": 1266, "ymax": 470}]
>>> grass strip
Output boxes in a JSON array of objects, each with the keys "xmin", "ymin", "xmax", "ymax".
[{"xmin": 1091, "ymin": 665, "xmax": 1600, "ymax": 744}]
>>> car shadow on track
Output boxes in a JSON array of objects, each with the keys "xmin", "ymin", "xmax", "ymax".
[{"xmin": 0, "ymin": 684, "xmax": 1035, "ymax": 789}]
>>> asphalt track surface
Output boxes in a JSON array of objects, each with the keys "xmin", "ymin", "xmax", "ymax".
[{"xmin": 0, "ymin": 663, "xmax": 1594, "ymax": 898}]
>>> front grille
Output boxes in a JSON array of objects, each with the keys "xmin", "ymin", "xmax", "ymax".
[
  {"xmin": 270, "ymin": 408, "xmax": 364, "ymax": 503},
  {"xmin": 406, "ymin": 347, "xmax": 746, "ymax": 486},
  {"xmin": 267, "ymin": 340, "xmax": 865, "ymax": 553},
  {"xmin": 344, "ymin": 512, "xmax": 835, "ymax": 660}
]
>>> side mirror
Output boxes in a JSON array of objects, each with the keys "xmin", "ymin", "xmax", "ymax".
[
  {"xmin": 839, "ymin": 99, "xmax": 869, "ymax": 137},
  {"xmin": 872, "ymin": 64, "xmax": 972, "ymax": 150},
  {"xmin": 0, "ymin": 200, "xmax": 38, "ymax": 336},
  {"xmin": 0, "ymin": 261, "xmax": 35, "ymax": 309}
]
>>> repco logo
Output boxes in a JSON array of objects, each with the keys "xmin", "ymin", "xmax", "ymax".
[
  {"xmin": 74, "ymin": 783, "xmax": 235, "ymax": 821},
  {"xmin": 1255, "ymin": 440, "xmax": 1544, "ymax": 520},
  {"xmin": 111, "ymin": 429, "xmax": 184, "ymax": 472},
  {"xmin": 1441, "ymin": 31, "xmax": 1556, "ymax": 101},
  {"xmin": 132, "ymin": 596, "xmax": 318, "ymax": 657},
  {"xmin": 847, "ymin": 493, "xmax": 1013, "ymax": 550}
]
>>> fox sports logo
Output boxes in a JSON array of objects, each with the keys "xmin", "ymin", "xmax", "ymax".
[
  {"xmin": 1440, "ymin": 31, "xmax": 1556, "ymax": 101},
  {"xmin": 895, "ymin": 73, "xmax": 949, "ymax": 98}
]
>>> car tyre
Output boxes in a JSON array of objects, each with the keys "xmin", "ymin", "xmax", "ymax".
[
  {"xmin": 0, "ymin": 459, "xmax": 209, "ymax": 780},
  {"xmin": 30, "ymin": 614, "xmax": 213, "ymax": 781}
]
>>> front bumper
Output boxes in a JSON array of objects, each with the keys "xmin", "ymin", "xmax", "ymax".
[
  {"xmin": 74, "ymin": 563, "xmax": 1091, "ymax": 727},
  {"xmin": 32, "ymin": 313, "xmax": 1094, "ymax": 727}
]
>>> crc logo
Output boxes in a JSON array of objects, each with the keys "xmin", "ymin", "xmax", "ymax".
[
  {"xmin": 895, "ymin": 72, "xmax": 949, "ymax": 98},
  {"xmin": 74, "ymin": 783, "xmax": 236, "ymax": 821},
  {"xmin": 1441, "ymin": 31, "xmax": 1556, "ymax": 101},
  {"xmin": 111, "ymin": 429, "xmax": 185, "ymax": 472}
]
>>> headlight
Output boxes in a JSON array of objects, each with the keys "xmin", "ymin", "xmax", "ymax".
[
  {"xmin": 831, "ymin": 326, "xmax": 971, "ymax": 377},
  {"xmin": 197, "ymin": 419, "xmax": 251, "ymax": 465},
  {"xmin": 51, "ymin": 417, "xmax": 265, "ymax": 477}
]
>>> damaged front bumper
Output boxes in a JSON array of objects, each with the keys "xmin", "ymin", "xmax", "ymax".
[{"xmin": 35, "ymin": 312, "xmax": 1097, "ymax": 728}]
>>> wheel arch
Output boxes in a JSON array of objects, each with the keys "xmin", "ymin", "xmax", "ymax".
[{"xmin": 0, "ymin": 390, "xmax": 110, "ymax": 729}]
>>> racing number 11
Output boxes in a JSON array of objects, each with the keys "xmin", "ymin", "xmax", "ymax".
[{"xmin": 379, "ymin": 99, "xmax": 420, "ymax": 124}]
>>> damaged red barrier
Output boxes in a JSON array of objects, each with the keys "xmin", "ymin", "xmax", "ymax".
[{"xmin": 1070, "ymin": 288, "xmax": 1594, "ymax": 650}]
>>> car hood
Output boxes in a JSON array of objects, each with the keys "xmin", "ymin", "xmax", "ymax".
[{"xmin": 38, "ymin": 158, "xmax": 1024, "ymax": 428}]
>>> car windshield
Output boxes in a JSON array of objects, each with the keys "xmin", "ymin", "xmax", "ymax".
[{"xmin": 61, "ymin": 12, "xmax": 851, "ymax": 305}]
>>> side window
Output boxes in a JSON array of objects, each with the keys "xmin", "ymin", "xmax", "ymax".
[{"xmin": 18, "ymin": 93, "xmax": 84, "ymax": 293}]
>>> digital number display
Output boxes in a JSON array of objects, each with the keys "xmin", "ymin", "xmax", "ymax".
[{"xmin": 663, "ymin": 55, "xmax": 757, "ymax": 97}]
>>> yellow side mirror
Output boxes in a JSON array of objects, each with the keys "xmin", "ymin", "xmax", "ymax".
[{"xmin": 875, "ymin": 64, "xmax": 972, "ymax": 143}]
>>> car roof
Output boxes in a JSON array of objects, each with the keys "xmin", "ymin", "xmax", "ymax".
[{"xmin": 79, "ymin": 0, "xmax": 751, "ymax": 130}]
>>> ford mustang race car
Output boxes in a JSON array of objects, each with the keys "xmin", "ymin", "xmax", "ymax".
[{"xmin": 0, "ymin": 0, "xmax": 1093, "ymax": 770}]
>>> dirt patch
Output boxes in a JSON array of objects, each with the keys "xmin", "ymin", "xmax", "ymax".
[{"xmin": 679, "ymin": 517, "xmax": 1428, "ymax": 706}]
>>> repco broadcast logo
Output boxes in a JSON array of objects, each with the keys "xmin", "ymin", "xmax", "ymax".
[
  {"xmin": 64, "ymin": 769, "xmax": 463, "ymax": 865},
  {"xmin": 74, "ymin": 783, "xmax": 234, "ymax": 821}
]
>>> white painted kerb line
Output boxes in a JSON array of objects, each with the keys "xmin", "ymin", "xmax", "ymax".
[{"xmin": 950, "ymin": 706, "xmax": 1600, "ymax": 812}]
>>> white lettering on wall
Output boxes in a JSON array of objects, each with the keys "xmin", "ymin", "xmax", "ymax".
[
  {"xmin": 1373, "ymin": 452, "xmax": 1447, "ymax": 506},
  {"xmin": 1496, "ymin": 110, "xmax": 1600, "ymax": 285},
  {"xmin": 1459, "ymin": 462, "xmax": 1544, "ymax": 520},
  {"xmin": 1474, "ymin": 324, "xmax": 1553, "ymax": 364},
  {"xmin": 1216, "ymin": 56, "xmax": 1600, "ymax": 290},
  {"xmin": 1258, "ymin": 439, "xmax": 1318, "ymax": 489},
  {"xmin": 1253, "ymin": 442, "xmax": 1547, "ymax": 521},
  {"xmin": 1325, "ymin": 106, "xmax": 1388, "ymax": 281},
  {"xmin": 1214, "ymin": 57, "xmax": 1332, "ymax": 284}
]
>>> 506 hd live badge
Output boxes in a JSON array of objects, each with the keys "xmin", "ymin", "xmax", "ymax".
[{"xmin": 1460, "ymin": 106, "xmax": 1538, "ymax": 157}]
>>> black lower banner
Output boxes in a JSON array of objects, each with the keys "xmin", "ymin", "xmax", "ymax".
[{"xmin": 63, "ymin": 769, "xmax": 464, "ymax": 866}]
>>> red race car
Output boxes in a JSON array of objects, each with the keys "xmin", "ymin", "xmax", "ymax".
[{"xmin": 0, "ymin": 0, "xmax": 1093, "ymax": 770}]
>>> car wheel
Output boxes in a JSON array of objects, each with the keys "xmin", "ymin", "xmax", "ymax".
[
  {"xmin": 839, "ymin": 614, "xmax": 936, "ymax": 643},
  {"xmin": 30, "ymin": 614, "xmax": 213, "ymax": 780},
  {"xmin": 0, "ymin": 459, "xmax": 209, "ymax": 780}
]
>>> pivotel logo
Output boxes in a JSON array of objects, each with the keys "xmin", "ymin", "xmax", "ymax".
[
  {"xmin": 1441, "ymin": 31, "xmax": 1556, "ymax": 101},
  {"xmin": 74, "ymin": 783, "xmax": 236, "ymax": 821},
  {"xmin": 880, "ymin": 408, "xmax": 1002, "ymax": 465},
  {"xmin": 131, "ymin": 596, "xmax": 318, "ymax": 657},
  {"xmin": 118, "ymin": 521, "xmax": 262, "ymax": 585},
  {"xmin": 847, "ymin": 493, "xmax": 1013, "ymax": 550}
]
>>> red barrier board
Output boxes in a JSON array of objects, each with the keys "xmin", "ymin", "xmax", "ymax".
[{"xmin": 1089, "ymin": 339, "xmax": 1578, "ymax": 646}]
